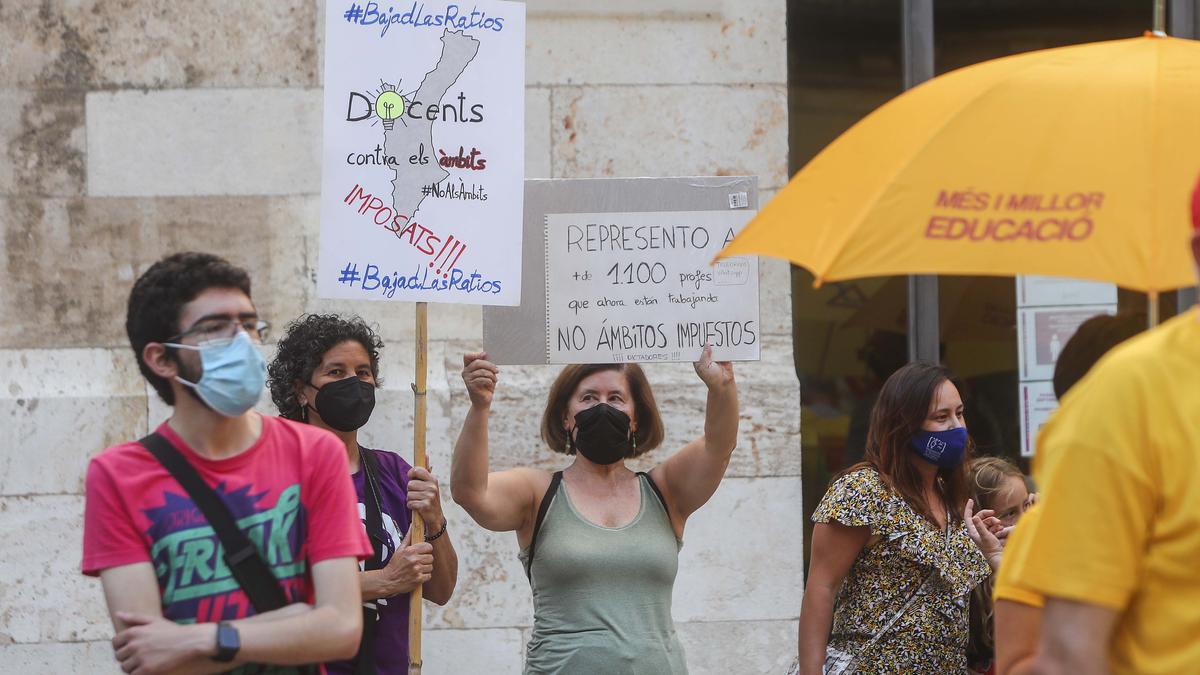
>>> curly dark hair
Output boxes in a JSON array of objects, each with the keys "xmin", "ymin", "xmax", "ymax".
[
  {"xmin": 268, "ymin": 314, "xmax": 384, "ymax": 421},
  {"xmin": 126, "ymin": 252, "xmax": 252, "ymax": 405}
]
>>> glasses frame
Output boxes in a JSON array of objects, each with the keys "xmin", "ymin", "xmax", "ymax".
[{"xmin": 165, "ymin": 317, "xmax": 271, "ymax": 345}]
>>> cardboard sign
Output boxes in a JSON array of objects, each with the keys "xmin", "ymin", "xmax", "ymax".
[
  {"xmin": 317, "ymin": 0, "xmax": 525, "ymax": 305},
  {"xmin": 546, "ymin": 211, "xmax": 759, "ymax": 363},
  {"xmin": 482, "ymin": 177, "xmax": 761, "ymax": 365}
]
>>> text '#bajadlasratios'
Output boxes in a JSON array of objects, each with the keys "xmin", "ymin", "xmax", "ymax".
[
  {"xmin": 343, "ymin": 2, "xmax": 506, "ymax": 37},
  {"xmin": 338, "ymin": 262, "xmax": 502, "ymax": 298}
]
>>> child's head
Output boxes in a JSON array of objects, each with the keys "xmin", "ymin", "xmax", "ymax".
[{"xmin": 968, "ymin": 456, "xmax": 1029, "ymax": 527}]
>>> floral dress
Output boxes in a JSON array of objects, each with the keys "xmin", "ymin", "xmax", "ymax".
[{"xmin": 812, "ymin": 468, "xmax": 991, "ymax": 673}]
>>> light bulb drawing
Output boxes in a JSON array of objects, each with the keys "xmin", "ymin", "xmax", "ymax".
[{"xmin": 375, "ymin": 84, "xmax": 407, "ymax": 130}]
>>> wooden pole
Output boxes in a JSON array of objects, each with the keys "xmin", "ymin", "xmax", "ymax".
[
  {"xmin": 408, "ymin": 301, "xmax": 428, "ymax": 674},
  {"xmin": 1148, "ymin": 290, "xmax": 1160, "ymax": 328}
]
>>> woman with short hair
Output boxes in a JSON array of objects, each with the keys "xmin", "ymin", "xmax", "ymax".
[
  {"xmin": 268, "ymin": 314, "xmax": 458, "ymax": 675},
  {"xmin": 451, "ymin": 346, "xmax": 738, "ymax": 675}
]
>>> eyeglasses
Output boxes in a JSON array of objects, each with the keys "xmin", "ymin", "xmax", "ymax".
[{"xmin": 167, "ymin": 317, "xmax": 271, "ymax": 344}]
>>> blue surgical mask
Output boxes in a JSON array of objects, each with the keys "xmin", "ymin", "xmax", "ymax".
[
  {"xmin": 166, "ymin": 332, "xmax": 266, "ymax": 417},
  {"xmin": 910, "ymin": 427, "xmax": 968, "ymax": 467}
]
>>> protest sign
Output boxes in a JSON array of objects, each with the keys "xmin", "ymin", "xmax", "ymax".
[
  {"xmin": 318, "ymin": 0, "xmax": 525, "ymax": 305},
  {"xmin": 547, "ymin": 211, "xmax": 759, "ymax": 363},
  {"xmin": 483, "ymin": 177, "xmax": 761, "ymax": 365}
]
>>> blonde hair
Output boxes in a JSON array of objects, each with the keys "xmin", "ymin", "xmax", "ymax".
[
  {"xmin": 966, "ymin": 455, "xmax": 1027, "ymax": 665},
  {"xmin": 968, "ymin": 455, "xmax": 1024, "ymax": 512}
]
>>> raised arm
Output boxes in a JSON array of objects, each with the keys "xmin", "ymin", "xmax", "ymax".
[
  {"xmin": 650, "ymin": 344, "xmax": 738, "ymax": 529},
  {"xmin": 450, "ymin": 351, "xmax": 540, "ymax": 533}
]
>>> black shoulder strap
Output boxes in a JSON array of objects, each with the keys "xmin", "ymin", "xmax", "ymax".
[
  {"xmin": 355, "ymin": 447, "xmax": 386, "ymax": 675},
  {"xmin": 524, "ymin": 471, "xmax": 563, "ymax": 581},
  {"xmin": 140, "ymin": 432, "xmax": 288, "ymax": 614},
  {"xmin": 637, "ymin": 471, "xmax": 669, "ymax": 512},
  {"xmin": 358, "ymin": 447, "xmax": 387, "ymax": 572}
]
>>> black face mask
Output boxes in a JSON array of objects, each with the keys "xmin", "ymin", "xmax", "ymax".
[
  {"xmin": 310, "ymin": 376, "xmax": 376, "ymax": 432},
  {"xmin": 571, "ymin": 403, "xmax": 633, "ymax": 465}
]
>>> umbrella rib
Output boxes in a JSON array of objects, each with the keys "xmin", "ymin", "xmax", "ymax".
[{"xmin": 817, "ymin": 56, "xmax": 1056, "ymax": 281}]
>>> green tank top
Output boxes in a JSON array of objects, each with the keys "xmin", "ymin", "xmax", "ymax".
[{"xmin": 518, "ymin": 472, "xmax": 687, "ymax": 675}]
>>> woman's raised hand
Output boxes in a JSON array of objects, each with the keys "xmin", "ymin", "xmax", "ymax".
[
  {"xmin": 462, "ymin": 351, "xmax": 499, "ymax": 409},
  {"xmin": 692, "ymin": 343, "xmax": 734, "ymax": 390},
  {"xmin": 965, "ymin": 498, "xmax": 1004, "ymax": 570}
]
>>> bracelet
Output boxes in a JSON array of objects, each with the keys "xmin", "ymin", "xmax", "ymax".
[{"xmin": 424, "ymin": 519, "xmax": 447, "ymax": 542}]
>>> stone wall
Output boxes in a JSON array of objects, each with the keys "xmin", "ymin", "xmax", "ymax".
[{"xmin": 0, "ymin": 1, "xmax": 797, "ymax": 672}]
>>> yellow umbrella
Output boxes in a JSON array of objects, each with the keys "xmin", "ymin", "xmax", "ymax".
[{"xmin": 719, "ymin": 35, "xmax": 1200, "ymax": 299}]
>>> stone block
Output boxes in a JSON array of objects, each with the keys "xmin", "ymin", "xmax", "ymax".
[
  {"xmin": 526, "ymin": 0, "xmax": 786, "ymax": 86},
  {"xmin": 551, "ymin": 84, "xmax": 788, "ymax": 189},
  {"xmin": 0, "ymin": 641, "xmax": 117, "ymax": 674},
  {"xmin": 755, "ymin": 189, "xmax": 797, "ymax": 339},
  {"xmin": 0, "ymin": 89, "xmax": 86, "ymax": 197},
  {"xmin": 676, "ymin": 619, "xmax": 798, "ymax": 675},
  {"xmin": 0, "ymin": 496, "xmax": 112, "ymax": 643},
  {"xmin": 423, "ymin": 628, "xmax": 526, "ymax": 675},
  {"xmin": 0, "ymin": 196, "xmax": 313, "ymax": 349},
  {"xmin": 0, "ymin": 1, "xmax": 318, "ymax": 89},
  {"xmin": 422, "ymin": 506, "xmax": 533, "ymax": 630},
  {"xmin": 526, "ymin": 87, "xmax": 552, "ymax": 179},
  {"xmin": 0, "ymin": 349, "xmax": 146, "ymax": 496},
  {"xmin": 672, "ymin": 477, "xmax": 804, "ymax": 623},
  {"xmin": 86, "ymin": 89, "xmax": 322, "ymax": 197}
]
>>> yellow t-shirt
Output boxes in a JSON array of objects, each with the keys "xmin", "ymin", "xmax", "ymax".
[
  {"xmin": 993, "ymin": 505, "xmax": 1045, "ymax": 609},
  {"xmin": 1003, "ymin": 308, "xmax": 1200, "ymax": 674}
]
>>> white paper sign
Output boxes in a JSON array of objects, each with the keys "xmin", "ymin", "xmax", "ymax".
[
  {"xmin": 546, "ymin": 211, "xmax": 760, "ymax": 364},
  {"xmin": 317, "ymin": 0, "xmax": 525, "ymax": 305},
  {"xmin": 1016, "ymin": 305, "xmax": 1116, "ymax": 380},
  {"xmin": 1017, "ymin": 275, "xmax": 1116, "ymax": 308},
  {"xmin": 1019, "ymin": 380, "xmax": 1059, "ymax": 457}
]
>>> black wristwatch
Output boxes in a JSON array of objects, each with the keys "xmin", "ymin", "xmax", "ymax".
[{"xmin": 213, "ymin": 621, "xmax": 240, "ymax": 663}]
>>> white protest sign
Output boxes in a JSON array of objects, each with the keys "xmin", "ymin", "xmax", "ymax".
[
  {"xmin": 546, "ymin": 211, "xmax": 760, "ymax": 364},
  {"xmin": 318, "ymin": 0, "xmax": 525, "ymax": 305}
]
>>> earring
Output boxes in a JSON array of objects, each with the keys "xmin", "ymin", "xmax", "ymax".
[
  {"xmin": 565, "ymin": 429, "xmax": 573, "ymax": 452},
  {"xmin": 300, "ymin": 399, "xmax": 308, "ymax": 423},
  {"xmin": 631, "ymin": 431, "xmax": 638, "ymax": 452}
]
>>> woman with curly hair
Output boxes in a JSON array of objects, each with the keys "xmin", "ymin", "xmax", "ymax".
[
  {"xmin": 268, "ymin": 314, "xmax": 457, "ymax": 675},
  {"xmin": 451, "ymin": 345, "xmax": 739, "ymax": 674}
]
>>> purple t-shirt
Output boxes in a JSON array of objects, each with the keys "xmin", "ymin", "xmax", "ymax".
[{"xmin": 326, "ymin": 447, "xmax": 413, "ymax": 675}]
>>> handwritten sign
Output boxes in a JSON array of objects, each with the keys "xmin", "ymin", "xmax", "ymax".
[
  {"xmin": 546, "ymin": 211, "xmax": 760, "ymax": 364},
  {"xmin": 317, "ymin": 0, "xmax": 526, "ymax": 305}
]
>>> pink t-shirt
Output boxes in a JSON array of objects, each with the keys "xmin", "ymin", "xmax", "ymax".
[{"xmin": 82, "ymin": 415, "xmax": 371, "ymax": 623}]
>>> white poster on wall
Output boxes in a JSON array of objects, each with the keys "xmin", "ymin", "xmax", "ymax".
[
  {"xmin": 545, "ymin": 211, "xmax": 760, "ymax": 364},
  {"xmin": 1019, "ymin": 380, "xmax": 1059, "ymax": 457},
  {"xmin": 317, "ymin": 0, "xmax": 525, "ymax": 305},
  {"xmin": 1017, "ymin": 305, "xmax": 1116, "ymax": 381},
  {"xmin": 1017, "ymin": 275, "xmax": 1117, "ymax": 308}
]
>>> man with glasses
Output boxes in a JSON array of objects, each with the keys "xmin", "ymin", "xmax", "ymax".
[{"xmin": 82, "ymin": 252, "xmax": 372, "ymax": 674}]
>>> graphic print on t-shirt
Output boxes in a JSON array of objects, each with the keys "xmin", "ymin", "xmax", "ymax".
[{"xmin": 144, "ymin": 481, "xmax": 307, "ymax": 623}]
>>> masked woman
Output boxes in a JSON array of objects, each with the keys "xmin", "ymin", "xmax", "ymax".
[
  {"xmin": 451, "ymin": 346, "xmax": 738, "ymax": 675},
  {"xmin": 795, "ymin": 362, "xmax": 1003, "ymax": 675},
  {"xmin": 268, "ymin": 314, "xmax": 457, "ymax": 674}
]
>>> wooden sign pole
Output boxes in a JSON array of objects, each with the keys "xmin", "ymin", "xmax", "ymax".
[{"xmin": 408, "ymin": 302, "xmax": 428, "ymax": 674}]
